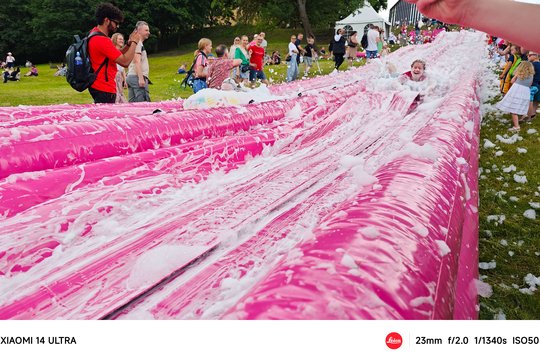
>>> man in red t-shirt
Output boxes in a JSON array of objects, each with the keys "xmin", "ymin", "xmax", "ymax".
[
  {"xmin": 247, "ymin": 36, "xmax": 269, "ymax": 86},
  {"xmin": 87, "ymin": 3, "xmax": 141, "ymax": 103}
]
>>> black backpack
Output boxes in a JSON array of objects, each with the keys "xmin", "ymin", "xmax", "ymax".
[
  {"xmin": 66, "ymin": 31, "xmax": 109, "ymax": 92},
  {"xmin": 181, "ymin": 51, "xmax": 206, "ymax": 88},
  {"xmin": 361, "ymin": 33, "xmax": 368, "ymax": 48}
]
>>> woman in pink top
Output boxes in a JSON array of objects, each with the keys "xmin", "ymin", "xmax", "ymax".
[{"xmin": 192, "ymin": 38, "xmax": 212, "ymax": 93}]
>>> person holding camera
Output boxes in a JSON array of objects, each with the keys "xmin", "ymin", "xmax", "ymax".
[{"xmin": 87, "ymin": 3, "xmax": 141, "ymax": 104}]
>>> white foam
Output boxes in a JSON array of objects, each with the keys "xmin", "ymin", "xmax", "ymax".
[
  {"xmin": 435, "ymin": 240, "xmax": 451, "ymax": 256},
  {"xmin": 360, "ymin": 226, "xmax": 380, "ymax": 239},
  {"xmin": 127, "ymin": 245, "xmax": 209, "ymax": 289},
  {"xmin": 474, "ymin": 279, "xmax": 493, "ymax": 298},
  {"xmin": 479, "ymin": 261, "xmax": 496, "ymax": 270},
  {"xmin": 513, "ymin": 174, "xmax": 527, "ymax": 184},
  {"xmin": 523, "ymin": 209, "xmax": 536, "ymax": 220}
]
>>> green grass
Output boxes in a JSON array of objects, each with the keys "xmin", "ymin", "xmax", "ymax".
[{"xmin": 478, "ymin": 103, "xmax": 540, "ymax": 319}]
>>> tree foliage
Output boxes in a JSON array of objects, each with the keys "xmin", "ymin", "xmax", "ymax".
[
  {"xmin": 0, "ymin": 0, "xmax": 387, "ymax": 63},
  {"xmin": 236, "ymin": 0, "xmax": 388, "ymax": 30}
]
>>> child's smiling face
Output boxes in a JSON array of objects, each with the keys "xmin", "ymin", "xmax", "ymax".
[{"xmin": 412, "ymin": 63, "xmax": 425, "ymax": 76}]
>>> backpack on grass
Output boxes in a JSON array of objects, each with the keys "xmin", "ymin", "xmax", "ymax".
[{"xmin": 65, "ymin": 31, "xmax": 108, "ymax": 92}]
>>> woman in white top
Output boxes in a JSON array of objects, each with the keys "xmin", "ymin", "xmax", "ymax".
[{"xmin": 6, "ymin": 52, "xmax": 15, "ymax": 68}]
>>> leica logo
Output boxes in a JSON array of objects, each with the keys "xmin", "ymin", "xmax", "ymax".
[{"xmin": 386, "ymin": 332, "xmax": 403, "ymax": 349}]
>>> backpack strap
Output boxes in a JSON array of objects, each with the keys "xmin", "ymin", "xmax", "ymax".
[
  {"xmin": 180, "ymin": 52, "xmax": 201, "ymax": 87},
  {"xmin": 96, "ymin": 57, "xmax": 109, "ymax": 81},
  {"xmin": 188, "ymin": 51, "xmax": 204, "ymax": 73},
  {"xmin": 87, "ymin": 31, "xmax": 110, "ymax": 81},
  {"xmin": 193, "ymin": 51, "xmax": 208, "ymax": 79}
]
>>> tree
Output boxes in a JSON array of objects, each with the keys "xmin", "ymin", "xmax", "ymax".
[
  {"xmin": 28, "ymin": 0, "xmax": 95, "ymax": 62},
  {"xmin": 1, "ymin": 0, "xmax": 236, "ymax": 62},
  {"xmin": 1, "ymin": 0, "xmax": 388, "ymax": 63},
  {"xmin": 0, "ymin": 0, "xmax": 34, "ymax": 64},
  {"xmin": 237, "ymin": 0, "xmax": 388, "ymax": 36},
  {"xmin": 296, "ymin": 0, "xmax": 313, "ymax": 36}
]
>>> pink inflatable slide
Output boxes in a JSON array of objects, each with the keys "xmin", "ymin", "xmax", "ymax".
[{"xmin": 0, "ymin": 31, "xmax": 484, "ymax": 319}]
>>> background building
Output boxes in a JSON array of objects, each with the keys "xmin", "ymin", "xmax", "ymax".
[{"xmin": 389, "ymin": 0, "xmax": 424, "ymax": 26}]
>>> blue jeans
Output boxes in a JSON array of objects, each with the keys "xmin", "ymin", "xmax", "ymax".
[
  {"xmin": 366, "ymin": 50, "xmax": 378, "ymax": 59},
  {"xmin": 249, "ymin": 69, "xmax": 267, "ymax": 82},
  {"xmin": 193, "ymin": 78, "xmax": 207, "ymax": 93},
  {"xmin": 286, "ymin": 54, "xmax": 298, "ymax": 82}
]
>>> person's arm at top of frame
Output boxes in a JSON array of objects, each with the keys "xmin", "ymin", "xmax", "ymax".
[{"xmin": 405, "ymin": 0, "xmax": 540, "ymax": 53}]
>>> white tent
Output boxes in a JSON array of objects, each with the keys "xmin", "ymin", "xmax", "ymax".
[{"xmin": 335, "ymin": 4, "xmax": 390, "ymax": 37}]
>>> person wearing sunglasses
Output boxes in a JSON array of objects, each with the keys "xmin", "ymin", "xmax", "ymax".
[{"xmin": 87, "ymin": 3, "xmax": 141, "ymax": 103}]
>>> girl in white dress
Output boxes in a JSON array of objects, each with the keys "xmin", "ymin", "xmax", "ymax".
[{"xmin": 496, "ymin": 61, "xmax": 535, "ymax": 131}]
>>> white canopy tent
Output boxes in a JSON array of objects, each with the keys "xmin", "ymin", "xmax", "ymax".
[{"xmin": 335, "ymin": 4, "xmax": 390, "ymax": 38}]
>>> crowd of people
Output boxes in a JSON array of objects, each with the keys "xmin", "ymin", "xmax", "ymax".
[
  {"xmin": 492, "ymin": 38, "xmax": 540, "ymax": 131},
  {"xmin": 187, "ymin": 21, "xmax": 416, "ymax": 90},
  {"xmin": 3, "ymin": 0, "xmax": 538, "ymax": 112},
  {"xmin": 395, "ymin": 19, "xmax": 448, "ymax": 47},
  {"xmin": 185, "ymin": 32, "xmax": 272, "ymax": 93},
  {"xmin": 2, "ymin": 53, "xmax": 40, "ymax": 83},
  {"xmin": 2, "ymin": 52, "xmax": 37, "ymax": 83}
]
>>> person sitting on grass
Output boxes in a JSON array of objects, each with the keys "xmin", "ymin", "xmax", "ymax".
[
  {"xmin": 177, "ymin": 63, "xmax": 187, "ymax": 74},
  {"xmin": 3, "ymin": 67, "xmax": 21, "ymax": 83},
  {"xmin": 54, "ymin": 63, "xmax": 67, "ymax": 76},
  {"xmin": 24, "ymin": 65, "xmax": 38, "ymax": 76},
  {"xmin": 266, "ymin": 51, "xmax": 281, "ymax": 65},
  {"xmin": 4, "ymin": 66, "xmax": 21, "ymax": 83},
  {"xmin": 319, "ymin": 47, "xmax": 328, "ymax": 59}
]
